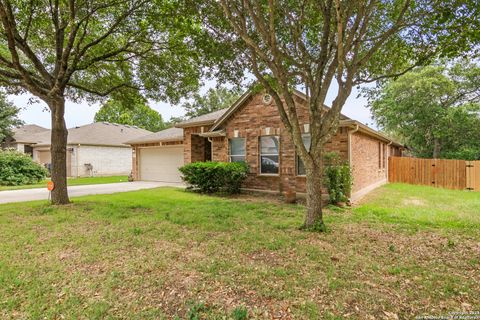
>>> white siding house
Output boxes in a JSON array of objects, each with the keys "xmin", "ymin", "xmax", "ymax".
[{"xmin": 6, "ymin": 122, "xmax": 151, "ymax": 177}]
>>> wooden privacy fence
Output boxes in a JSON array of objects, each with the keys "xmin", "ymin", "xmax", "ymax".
[{"xmin": 388, "ymin": 157, "xmax": 480, "ymax": 191}]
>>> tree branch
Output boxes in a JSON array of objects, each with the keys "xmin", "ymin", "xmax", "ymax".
[{"xmin": 67, "ymin": 82, "xmax": 139, "ymax": 96}]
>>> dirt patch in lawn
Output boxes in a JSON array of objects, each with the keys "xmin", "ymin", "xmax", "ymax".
[{"xmin": 402, "ymin": 197, "xmax": 427, "ymax": 206}]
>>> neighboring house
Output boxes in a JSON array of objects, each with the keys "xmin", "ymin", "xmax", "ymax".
[
  {"xmin": 127, "ymin": 90, "xmax": 404, "ymax": 201},
  {"xmin": 1, "ymin": 124, "xmax": 49, "ymax": 155},
  {"xmin": 4, "ymin": 122, "xmax": 151, "ymax": 177}
]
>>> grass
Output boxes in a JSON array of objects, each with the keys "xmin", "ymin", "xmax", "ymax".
[
  {"xmin": 0, "ymin": 184, "xmax": 478, "ymax": 319},
  {"xmin": 0, "ymin": 175, "xmax": 128, "ymax": 191},
  {"xmin": 353, "ymin": 183, "xmax": 480, "ymax": 235}
]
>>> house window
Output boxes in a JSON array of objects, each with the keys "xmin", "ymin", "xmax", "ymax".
[
  {"xmin": 229, "ymin": 138, "xmax": 246, "ymax": 162},
  {"xmin": 297, "ymin": 134, "xmax": 311, "ymax": 176},
  {"xmin": 259, "ymin": 136, "xmax": 279, "ymax": 174}
]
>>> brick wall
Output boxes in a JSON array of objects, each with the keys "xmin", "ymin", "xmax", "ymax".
[
  {"xmin": 350, "ymin": 132, "xmax": 388, "ymax": 194},
  {"xmin": 211, "ymin": 136, "xmax": 228, "ymax": 162},
  {"xmin": 208, "ymin": 93, "xmax": 349, "ymax": 195},
  {"xmin": 180, "ymin": 92, "xmax": 399, "ymax": 200}
]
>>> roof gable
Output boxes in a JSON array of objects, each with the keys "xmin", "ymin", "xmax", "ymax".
[{"xmin": 209, "ymin": 89, "xmax": 351, "ymax": 131}]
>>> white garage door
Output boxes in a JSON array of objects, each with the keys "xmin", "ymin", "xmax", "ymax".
[{"xmin": 139, "ymin": 146, "xmax": 184, "ymax": 182}]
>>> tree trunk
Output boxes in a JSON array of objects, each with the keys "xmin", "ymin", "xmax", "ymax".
[
  {"xmin": 49, "ymin": 97, "xmax": 70, "ymax": 204},
  {"xmin": 302, "ymin": 161, "xmax": 325, "ymax": 231},
  {"xmin": 433, "ymin": 138, "xmax": 441, "ymax": 159}
]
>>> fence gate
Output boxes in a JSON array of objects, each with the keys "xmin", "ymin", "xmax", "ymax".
[{"xmin": 466, "ymin": 161, "xmax": 480, "ymax": 191}]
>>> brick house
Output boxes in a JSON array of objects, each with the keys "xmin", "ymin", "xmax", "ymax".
[{"xmin": 127, "ymin": 90, "xmax": 403, "ymax": 201}]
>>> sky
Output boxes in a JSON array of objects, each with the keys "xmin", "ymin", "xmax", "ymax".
[{"xmin": 11, "ymin": 81, "xmax": 376, "ymax": 130}]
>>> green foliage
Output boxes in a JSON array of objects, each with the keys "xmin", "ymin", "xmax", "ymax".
[
  {"xmin": 202, "ymin": 0, "xmax": 479, "ymax": 89},
  {"xmin": 0, "ymin": 150, "xmax": 48, "ymax": 186},
  {"xmin": 0, "ymin": 0, "xmax": 239, "ymax": 203},
  {"xmin": 187, "ymin": 302, "xmax": 207, "ymax": 320},
  {"xmin": 230, "ymin": 306, "xmax": 248, "ymax": 320},
  {"xmin": 442, "ymin": 147, "xmax": 480, "ymax": 161},
  {"xmin": 0, "ymin": 92, "xmax": 23, "ymax": 141},
  {"xmin": 94, "ymin": 98, "xmax": 165, "ymax": 132},
  {"xmin": 164, "ymin": 116, "xmax": 186, "ymax": 129},
  {"xmin": 179, "ymin": 161, "xmax": 249, "ymax": 194},
  {"xmin": 182, "ymin": 87, "xmax": 241, "ymax": 118},
  {"xmin": 431, "ymin": 1, "xmax": 480, "ymax": 58},
  {"xmin": 324, "ymin": 153, "xmax": 352, "ymax": 204},
  {"xmin": 0, "ymin": 1, "xmax": 225, "ymax": 104},
  {"xmin": 369, "ymin": 60, "xmax": 480, "ymax": 159}
]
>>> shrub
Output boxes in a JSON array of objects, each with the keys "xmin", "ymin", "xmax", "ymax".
[
  {"xmin": 443, "ymin": 147, "xmax": 480, "ymax": 160},
  {"xmin": 324, "ymin": 152, "xmax": 352, "ymax": 204},
  {"xmin": 0, "ymin": 150, "xmax": 48, "ymax": 186},
  {"xmin": 179, "ymin": 161, "xmax": 249, "ymax": 194}
]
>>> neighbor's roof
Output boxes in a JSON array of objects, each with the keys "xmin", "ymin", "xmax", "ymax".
[
  {"xmin": 11, "ymin": 124, "xmax": 49, "ymax": 143},
  {"xmin": 31, "ymin": 122, "xmax": 152, "ymax": 147},
  {"xmin": 175, "ymin": 109, "xmax": 229, "ymax": 128},
  {"xmin": 125, "ymin": 127, "xmax": 184, "ymax": 144}
]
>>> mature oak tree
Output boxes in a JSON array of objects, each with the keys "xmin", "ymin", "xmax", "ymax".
[
  {"xmin": 182, "ymin": 87, "xmax": 241, "ymax": 118},
  {"xmin": 369, "ymin": 60, "xmax": 480, "ymax": 160},
  {"xmin": 201, "ymin": 0, "xmax": 479, "ymax": 229},
  {"xmin": 0, "ymin": 0, "xmax": 206, "ymax": 204}
]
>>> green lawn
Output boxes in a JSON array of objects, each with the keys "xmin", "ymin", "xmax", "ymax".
[
  {"xmin": 353, "ymin": 183, "xmax": 480, "ymax": 235},
  {"xmin": 0, "ymin": 175, "xmax": 128, "ymax": 191},
  {"xmin": 0, "ymin": 184, "xmax": 478, "ymax": 319}
]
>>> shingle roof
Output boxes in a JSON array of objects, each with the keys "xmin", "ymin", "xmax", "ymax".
[
  {"xmin": 31, "ymin": 122, "xmax": 152, "ymax": 147},
  {"xmin": 175, "ymin": 109, "xmax": 228, "ymax": 128},
  {"xmin": 125, "ymin": 127, "xmax": 184, "ymax": 144},
  {"xmin": 127, "ymin": 108, "xmax": 228, "ymax": 144},
  {"xmin": 12, "ymin": 124, "xmax": 49, "ymax": 143}
]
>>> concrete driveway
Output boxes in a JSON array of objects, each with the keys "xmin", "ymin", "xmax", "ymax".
[{"xmin": 0, "ymin": 181, "xmax": 184, "ymax": 204}]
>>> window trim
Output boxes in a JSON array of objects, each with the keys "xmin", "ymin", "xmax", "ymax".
[
  {"xmin": 259, "ymin": 135, "xmax": 280, "ymax": 176},
  {"xmin": 296, "ymin": 133, "xmax": 311, "ymax": 177},
  {"xmin": 228, "ymin": 137, "xmax": 246, "ymax": 163}
]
